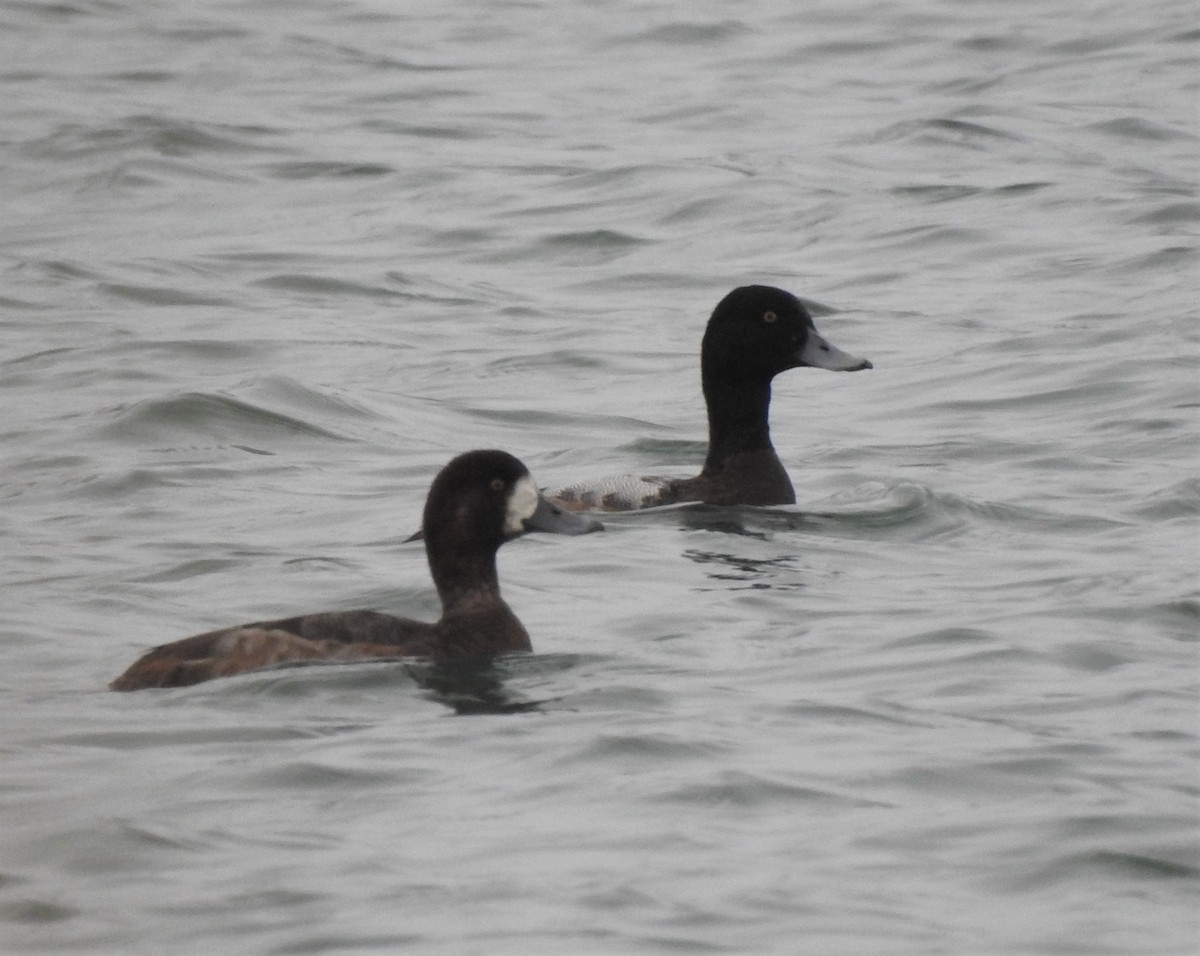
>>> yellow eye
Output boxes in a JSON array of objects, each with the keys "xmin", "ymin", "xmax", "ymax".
[
  {"xmin": 763, "ymin": 311, "xmax": 777, "ymax": 323},
  {"xmin": 489, "ymin": 478, "xmax": 505, "ymax": 492}
]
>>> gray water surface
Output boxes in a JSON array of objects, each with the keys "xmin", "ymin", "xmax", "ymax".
[{"xmin": 2, "ymin": 1, "xmax": 1197, "ymax": 953}]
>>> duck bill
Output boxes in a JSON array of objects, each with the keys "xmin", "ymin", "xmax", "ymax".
[
  {"xmin": 797, "ymin": 330, "xmax": 873, "ymax": 372},
  {"xmin": 524, "ymin": 494, "xmax": 604, "ymax": 535}
]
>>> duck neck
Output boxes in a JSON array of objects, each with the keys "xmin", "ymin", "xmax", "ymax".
[
  {"xmin": 702, "ymin": 377, "xmax": 775, "ymax": 475},
  {"xmin": 426, "ymin": 535, "xmax": 504, "ymax": 612}
]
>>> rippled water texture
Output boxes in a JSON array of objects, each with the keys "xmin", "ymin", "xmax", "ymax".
[{"xmin": 2, "ymin": 0, "xmax": 1197, "ymax": 953}]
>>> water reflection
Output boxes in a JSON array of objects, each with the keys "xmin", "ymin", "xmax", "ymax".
[
  {"xmin": 407, "ymin": 658, "xmax": 550, "ymax": 716},
  {"xmin": 673, "ymin": 503, "xmax": 815, "ymax": 537},
  {"xmin": 682, "ymin": 548, "xmax": 804, "ymax": 590}
]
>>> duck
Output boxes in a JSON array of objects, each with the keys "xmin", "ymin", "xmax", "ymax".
[
  {"xmin": 547, "ymin": 285, "xmax": 872, "ymax": 511},
  {"xmin": 110, "ymin": 450, "xmax": 602, "ymax": 690}
]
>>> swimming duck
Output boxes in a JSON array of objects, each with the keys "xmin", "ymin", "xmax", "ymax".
[
  {"xmin": 110, "ymin": 450, "xmax": 601, "ymax": 690},
  {"xmin": 547, "ymin": 285, "xmax": 872, "ymax": 511}
]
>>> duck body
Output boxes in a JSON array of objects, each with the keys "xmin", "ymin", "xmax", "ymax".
[
  {"xmin": 111, "ymin": 450, "xmax": 600, "ymax": 690},
  {"xmin": 548, "ymin": 285, "xmax": 872, "ymax": 512},
  {"xmin": 547, "ymin": 449, "xmax": 794, "ymax": 512}
]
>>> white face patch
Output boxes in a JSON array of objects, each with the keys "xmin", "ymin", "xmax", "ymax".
[{"xmin": 504, "ymin": 474, "xmax": 540, "ymax": 535}]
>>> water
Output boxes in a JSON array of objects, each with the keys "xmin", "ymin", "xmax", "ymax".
[{"xmin": 2, "ymin": 0, "xmax": 1197, "ymax": 952}]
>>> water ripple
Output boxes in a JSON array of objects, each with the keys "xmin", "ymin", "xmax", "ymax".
[{"xmin": 99, "ymin": 391, "xmax": 351, "ymax": 446}]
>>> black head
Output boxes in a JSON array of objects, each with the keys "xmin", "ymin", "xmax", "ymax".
[
  {"xmin": 422, "ymin": 450, "xmax": 601, "ymax": 555},
  {"xmin": 701, "ymin": 285, "xmax": 872, "ymax": 384}
]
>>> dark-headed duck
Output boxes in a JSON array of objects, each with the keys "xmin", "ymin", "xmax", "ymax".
[
  {"xmin": 548, "ymin": 285, "xmax": 872, "ymax": 511},
  {"xmin": 110, "ymin": 450, "xmax": 601, "ymax": 690}
]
